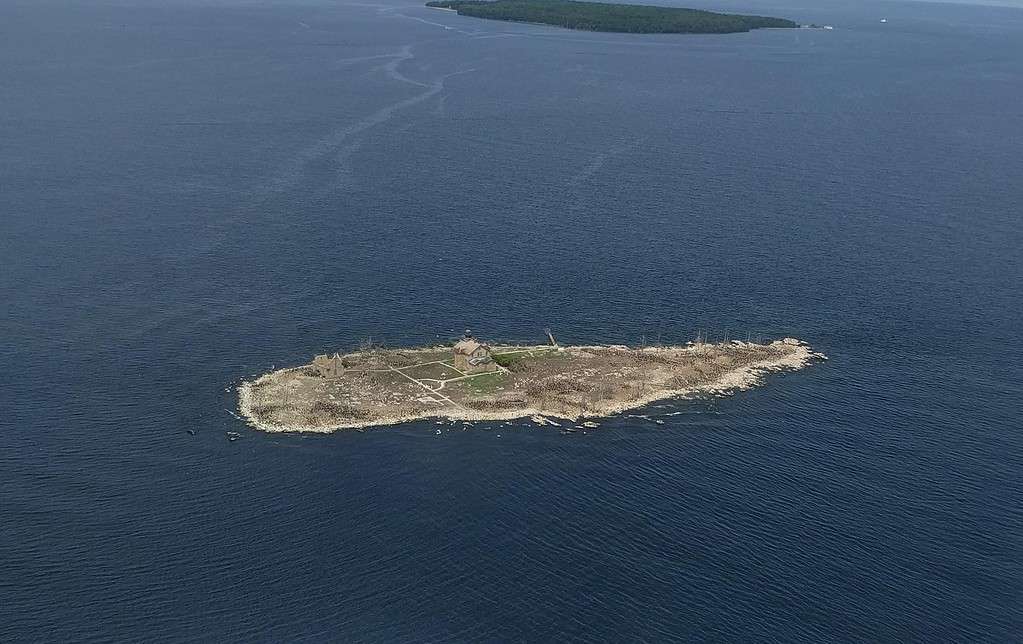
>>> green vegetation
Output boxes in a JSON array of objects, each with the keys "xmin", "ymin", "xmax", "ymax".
[
  {"xmin": 492, "ymin": 348, "xmax": 560, "ymax": 370},
  {"xmin": 425, "ymin": 0, "xmax": 796, "ymax": 34},
  {"xmin": 492, "ymin": 353, "xmax": 519, "ymax": 369},
  {"xmin": 461, "ymin": 372, "xmax": 507, "ymax": 395}
]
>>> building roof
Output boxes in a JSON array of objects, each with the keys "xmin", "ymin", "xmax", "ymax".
[{"xmin": 454, "ymin": 339, "xmax": 487, "ymax": 355}]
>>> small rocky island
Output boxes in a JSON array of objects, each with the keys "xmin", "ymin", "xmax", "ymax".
[
  {"xmin": 426, "ymin": 0, "xmax": 797, "ymax": 34},
  {"xmin": 238, "ymin": 332, "xmax": 823, "ymax": 433}
]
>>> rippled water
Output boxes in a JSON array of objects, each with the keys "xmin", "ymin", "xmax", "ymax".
[{"xmin": 2, "ymin": 0, "xmax": 1021, "ymax": 640}]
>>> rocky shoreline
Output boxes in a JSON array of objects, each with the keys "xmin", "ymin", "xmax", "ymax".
[{"xmin": 237, "ymin": 338, "xmax": 824, "ymax": 433}]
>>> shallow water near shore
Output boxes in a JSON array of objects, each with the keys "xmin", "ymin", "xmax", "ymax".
[{"xmin": 2, "ymin": 0, "xmax": 1022, "ymax": 640}]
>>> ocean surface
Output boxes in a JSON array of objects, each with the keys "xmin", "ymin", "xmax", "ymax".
[{"xmin": 2, "ymin": 0, "xmax": 1021, "ymax": 640}]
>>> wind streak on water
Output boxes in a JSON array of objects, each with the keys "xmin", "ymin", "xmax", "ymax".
[{"xmin": 264, "ymin": 45, "xmax": 475, "ymax": 196}]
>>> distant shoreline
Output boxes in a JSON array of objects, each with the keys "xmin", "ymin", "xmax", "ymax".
[{"xmin": 423, "ymin": 0, "xmax": 797, "ymax": 35}]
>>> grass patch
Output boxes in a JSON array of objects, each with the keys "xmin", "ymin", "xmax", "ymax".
[
  {"xmin": 492, "ymin": 353, "xmax": 519, "ymax": 369},
  {"xmin": 492, "ymin": 348, "xmax": 560, "ymax": 370},
  {"xmin": 459, "ymin": 372, "xmax": 508, "ymax": 395},
  {"xmin": 401, "ymin": 362, "xmax": 462, "ymax": 380}
]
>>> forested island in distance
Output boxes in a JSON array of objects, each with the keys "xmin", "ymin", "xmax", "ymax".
[{"xmin": 425, "ymin": 0, "xmax": 797, "ymax": 34}]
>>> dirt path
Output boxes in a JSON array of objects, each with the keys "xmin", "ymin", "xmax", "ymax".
[{"xmin": 388, "ymin": 366, "xmax": 463, "ymax": 409}]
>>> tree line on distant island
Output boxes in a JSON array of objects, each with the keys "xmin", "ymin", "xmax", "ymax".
[{"xmin": 425, "ymin": 0, "xmax": 797, "ymax": 34}]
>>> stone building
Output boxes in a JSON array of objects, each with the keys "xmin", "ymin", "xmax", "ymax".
[
  {"xmin": 312, "ymin": 353, "xmax": 345, "ymax": 378},
  {"xmin": 453, "ymin": 333, "xmax": 498, "ymax": 374}
]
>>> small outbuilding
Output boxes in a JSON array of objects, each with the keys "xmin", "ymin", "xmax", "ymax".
[
  {"xmin": 453, "ymin": 332, "xmax": 499, "ymax": 374},
  {"xmin": 312, "ymin": 353, "xmax": 345, "ymax": 378}
]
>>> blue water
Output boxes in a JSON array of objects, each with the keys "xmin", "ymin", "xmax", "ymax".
[{"xmin": 2, "ymin": 0, "xmax": 1022, "ymax": 640}]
